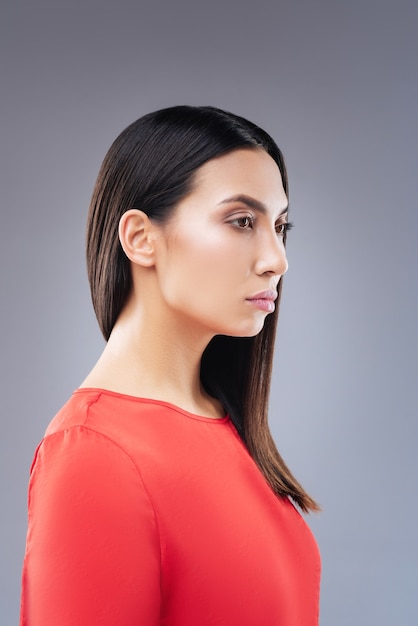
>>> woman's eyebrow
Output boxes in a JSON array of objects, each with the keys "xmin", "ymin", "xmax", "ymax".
[{"xmin": 218, "ymin": 194, "xmax": 288, "ymax": 216}]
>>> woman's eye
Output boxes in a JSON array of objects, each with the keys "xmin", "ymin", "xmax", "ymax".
[
  {"xmin": 232, "ymin": 216, "xmax": 254, "ymax": 229},
  {"xmin": 276, "ymin": 221, "xmax": 293, "ymax": 235}
]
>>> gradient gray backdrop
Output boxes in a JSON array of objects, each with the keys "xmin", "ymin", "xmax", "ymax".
[{"xmin": 1, "ymin": 0, "xmax": 417, "ymax": 623}]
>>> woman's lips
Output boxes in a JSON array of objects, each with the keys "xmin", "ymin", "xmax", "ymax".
[{"xmin": 246, "ymin": 290, "xmax": 277, "ymax": 313}]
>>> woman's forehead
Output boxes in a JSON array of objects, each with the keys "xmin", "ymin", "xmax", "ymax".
[{"xmin": 187, "ymin": 148, "xmax": 287, "ymax": 209}]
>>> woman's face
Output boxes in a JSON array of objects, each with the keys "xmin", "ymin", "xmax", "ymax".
[{"xmin": 153, "ymin": 148, "xmax": 289, "ymax": 338}]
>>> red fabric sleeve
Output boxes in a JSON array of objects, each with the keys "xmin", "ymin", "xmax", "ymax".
[{"xmin": 20, "ymin": 426, "xmax": 161, "ymax": 625}]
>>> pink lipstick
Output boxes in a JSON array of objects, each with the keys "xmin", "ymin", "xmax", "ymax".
[{"xmin": 246, "ymin": 290, "xmax": 277, "ymax": 313}]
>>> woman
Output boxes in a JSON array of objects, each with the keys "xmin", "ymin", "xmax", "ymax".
[{"xmin": 20, "ymin": 105, "xmax": 321, "ymax": 625}]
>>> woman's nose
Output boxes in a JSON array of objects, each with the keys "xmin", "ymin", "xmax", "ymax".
[{"xmin": 254, "ymin": 233, "xmax": 288, "ymax": 277}]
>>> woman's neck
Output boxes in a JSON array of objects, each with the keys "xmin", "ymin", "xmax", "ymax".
[{"xmin": 80, "ymin": 299, "xmax": 224, "ymax": 419}]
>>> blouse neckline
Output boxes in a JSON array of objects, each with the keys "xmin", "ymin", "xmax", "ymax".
[{"xmin": 74, "ymin": 387, "xmax": 230, "ymax": 424}]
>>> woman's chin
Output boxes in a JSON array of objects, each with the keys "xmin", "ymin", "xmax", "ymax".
[{"xmin": 226, "ymin": 317, "xmax": 268, "ymax": 338}]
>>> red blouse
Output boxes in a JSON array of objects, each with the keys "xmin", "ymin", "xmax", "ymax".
[{"xmin": 20, "ymin": 388, "xmax": 321, "ymax": 625}]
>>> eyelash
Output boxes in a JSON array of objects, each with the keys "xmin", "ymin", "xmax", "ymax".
[{"xmin": 230, "ymin": 215, "xmax": 294, "ymax": 235}]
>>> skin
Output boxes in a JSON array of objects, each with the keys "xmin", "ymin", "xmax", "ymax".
[{"xmin": 81, "ymin": 148, "xmax": 289, "ymax": 418}]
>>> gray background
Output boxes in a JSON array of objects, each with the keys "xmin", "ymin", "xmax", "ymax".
[{"xmin": 1, "ymin": 0, "xmax": 417, "ymax": 623}]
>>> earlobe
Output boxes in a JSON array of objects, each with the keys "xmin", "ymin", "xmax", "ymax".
[{"xmin": 118, "ymin": 209, "xmax": 156, "ymax": 267}]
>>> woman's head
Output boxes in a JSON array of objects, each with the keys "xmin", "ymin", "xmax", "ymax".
[{"xmin": 86, "ymin": 105, "xmax": 288, "ymax": 341}]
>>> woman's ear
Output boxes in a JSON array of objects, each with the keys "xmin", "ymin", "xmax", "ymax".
[{"xmin": 118, "ymin": 209, "xmax": 157, "ymax": 267}]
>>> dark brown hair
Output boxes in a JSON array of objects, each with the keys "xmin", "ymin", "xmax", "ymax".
[{"xmin": 86, "ymin": 105, "xmax": 319, "ymax": 513}]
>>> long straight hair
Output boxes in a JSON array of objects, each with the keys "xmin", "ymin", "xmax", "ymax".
[{"xmin": 86, "ymin": 105, "xmax": 319, "ymax": 513}]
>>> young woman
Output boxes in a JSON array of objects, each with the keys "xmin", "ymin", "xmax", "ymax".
[{"xmin": 20, "ymin": 105, "xmax": 321, "ymax": 625}]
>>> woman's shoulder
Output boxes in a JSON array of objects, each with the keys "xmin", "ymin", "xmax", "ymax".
[
  {"xmin": 43, "ymin": 388, "xmax": 163, "ymax": 459},
  {"xmin": 47, "ymin": 387, "xmax": 230, "ymax": 436},
  {"xmin": 39, "ymin": 387, "xmax": 231, "ymax": 482},
  {"xmin": 45, "ymin": 387, "xmax": 175, "ymax": 437},
  {"xmin": 31, "ymin": 389, "xmax": 157, "ymax": 490},
  {"xmin": 44, "ymin": 388, "xmax": 103, "ymax": 436}
]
